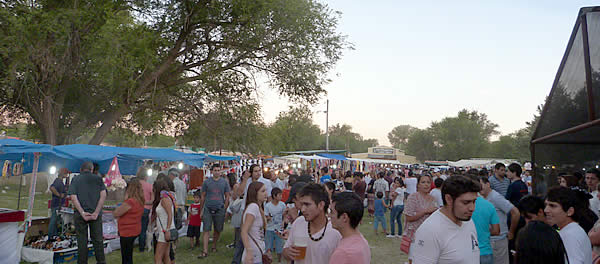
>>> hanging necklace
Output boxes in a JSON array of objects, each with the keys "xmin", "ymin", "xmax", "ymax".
[{"xmin": 307, "ymin": 218, "xmax": 327, "ymax": 242}]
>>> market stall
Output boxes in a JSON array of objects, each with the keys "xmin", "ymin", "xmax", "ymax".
[{"xmin": 0, "ymin": 139, "xmax": 212, "ymax": 263}]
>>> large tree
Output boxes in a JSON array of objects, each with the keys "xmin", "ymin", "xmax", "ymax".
[
  {"xmin": 0, "ymin": 0, "xmax": 350, "ymax": 145},
  {"xmin": 387, "ymin": 124, "xmax": 417, "ymax": 149},
  {"xmin": 262, "ymin": 105, "xmax": 323, "ymax": 154},
  {"xmin": 430, "ymin": 110, "xmax": 498, "ymax": 160},
  {"xmin": 405, "ymin": 128, "xmax": 437, "ymax": 162},
  {"xmin": 327, "ymin": 123, "xmax": 377, "ymax": 153}
]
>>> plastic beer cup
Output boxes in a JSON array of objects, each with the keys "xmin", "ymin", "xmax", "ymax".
[{"xmin": 294, "ymin": 236, "xmax": 308, "ymax": 260}]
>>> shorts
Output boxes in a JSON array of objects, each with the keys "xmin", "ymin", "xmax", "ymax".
[
  {"xmin": 265, "ymin": 230, "xmax": 283, "ymax": 254},
  {"xmin": 202, "ymin": 206, "xmax": 225, "ymax": 232},
  {"xmin": 187, "ymin": 225, "xmax": 202, "ymax": 238}
]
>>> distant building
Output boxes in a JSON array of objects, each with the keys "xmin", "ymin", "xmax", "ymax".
[{"xmin": 352, "ymin": 146, "xmax": 417, "ymax": 164}]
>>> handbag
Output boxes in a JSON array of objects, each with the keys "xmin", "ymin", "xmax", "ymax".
[
  {"xmin": 157, "ymin": 209, "xmax": 179, "ymax": 242},
  {"xmin": 249, "ymin": 234, "xmax": 272, "ymax": 264},
  {"xmin": 400, "ymin": 234, "xmax": 412, "ymax": 254}
]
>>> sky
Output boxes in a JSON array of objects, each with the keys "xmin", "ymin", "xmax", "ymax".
[{"xmin": 260, "ymin": 1, "xmax": 599, "ymax": 146}]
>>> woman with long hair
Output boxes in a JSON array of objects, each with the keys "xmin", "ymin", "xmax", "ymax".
[
  {"xmin": 151, "ymin": 180, "xmax": 176, "ymax": 264},
  {"xmin": 403, "ymin": 175, "xmax": 437, "ymax": 244},
  {"xmin": 390, "ymin": 177, "xmax": 406, "ymax": 238},
  {"xmin": 241, "ymin": 181, "xmax": 269, "ymax": 264},
  {"xmin": 113, "ymin": 178, "xmax": 145, "ymax": 264}
]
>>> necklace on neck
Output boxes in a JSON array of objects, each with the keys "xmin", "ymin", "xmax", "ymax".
[{"xmin": 307, "ymin": 218, "xmax": 327, "ymax": 242}]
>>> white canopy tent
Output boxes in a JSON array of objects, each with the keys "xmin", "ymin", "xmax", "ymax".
[{"xmin": 448, "ymin": 159, "xmax": 518, "ymax": 168}]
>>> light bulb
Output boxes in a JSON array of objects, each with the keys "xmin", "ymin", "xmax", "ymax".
[
  {"xmin": 49, "ymin": 166, "xmax": 57, "ymax": 175},
  {"xmin": 147, "ymin": 168, "xmax": 153, "ymax": 176},
  {"xmin": 178, "ymin": 163, "xmax": 184, "ymax": 170}
]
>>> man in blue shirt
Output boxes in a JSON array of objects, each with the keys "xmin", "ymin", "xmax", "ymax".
[
  {"xmin": 48, "ymin": 169, "xmax": 68, "ymax": 237},
  {"xmin": 505, "ymin": 163, "xmax": 528, "ymax": 206},
  {"xmin": 319, "ymin": 167, "xmax": 332, "ymax": 184},
  {"xmin": 472, "ymin": 195, "xmax": 501, "ymax": 264}
]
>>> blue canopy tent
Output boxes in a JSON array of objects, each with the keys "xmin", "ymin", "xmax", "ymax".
[
  {"xmin": 316, "ymin": 153, "xmax": 347, "ymax": 160},
  {"xmin": 0, "ymin": 140, "xmax": 205, "ymax": 175},
  {"xmin": 205, "ymin": 154, "xmax": 240, "ymax": 163},
  {"xmin": 51, "ymin": 144, "xmax": 206, "ymax": 175}
]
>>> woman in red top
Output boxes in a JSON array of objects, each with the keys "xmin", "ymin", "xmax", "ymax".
[{"xmin": 113, "ymin": 178, "xmax": 145, "ymax": 264}]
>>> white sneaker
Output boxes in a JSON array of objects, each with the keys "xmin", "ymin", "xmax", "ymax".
[
  {"xmin": 396, "ymin": 235, "xmax": 402, "ymax": 238},
  {"xmin": 386, "ymin": 234, "xmax": 395, "ymax": 238}
]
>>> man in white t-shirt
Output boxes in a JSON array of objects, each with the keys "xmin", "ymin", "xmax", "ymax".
[
  {"xmin": 545, "ymin": 186, "xmax": 593, "ymax": 264},
  {"xmin": 283, "ymin": 183, "xmax": 342, "ymax": 264},
  {"xmin": 405, "ymin": 171, "xmax": 418, "ymax": 195},
  {"xmin": 429, "ymin": 178, "xmax": 444, "ymax": 207},
  {"xmin": 409, "ymin": 176, "xmax": 481, "ymax": 264},
  {"xmin": 374, "ymin": 172, "xmax": 390, "ymax": 198},
  {"xmin": 585, "ymin": 169, "xmax": 600, "ymax": 217}
]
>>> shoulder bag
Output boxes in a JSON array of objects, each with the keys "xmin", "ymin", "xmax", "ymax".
[
  {"xmin": 157, "ymin": 205, "xmax": 179, "ymax": 242},
  {"xmin": 249, "ymin": 234, "xmax": 272, "ymax": 264}
]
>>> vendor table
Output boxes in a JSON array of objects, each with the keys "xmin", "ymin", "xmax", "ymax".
[{"xmin": 21, "ymin": 240, "xmax": 109, "ymax": 264}]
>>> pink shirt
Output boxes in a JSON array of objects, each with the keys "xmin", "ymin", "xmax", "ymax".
[
  {"xmin": 283, "ymin": 216, "xmax": 341, "ymax": 264},
  {"xmin": 328, "ymin": 233, "xmax": 370, "ymax": 264},
  {"xmin": 141, "ymin": 180, "xmax": 153, "ymax": 210}
]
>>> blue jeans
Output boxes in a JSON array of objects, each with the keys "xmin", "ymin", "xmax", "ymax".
[
  {"xmin": 138, "ymin": 208, "xmax": 150, "ymax": 251},
  {"xmin": 374, "ymin": 214, "xmax": 387, "ymax": 232},
  {"xmin": 390, "ymin": 205, "xmax": 404, "ymax": 235},
  {"xmin": 265, "ymin": 230, "xmax": 284, "ymax": 254},
  {"xmin": 48, "ymin": 207, "xmax": 59, "ymax": 237},
  {"xmin": 480, "ymin": 254, "xmax": 494, "ymax": 264}
]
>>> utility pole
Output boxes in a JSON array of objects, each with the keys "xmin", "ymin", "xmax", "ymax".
[{"xmin": 325, "ymin": 99, "xmax": 329, "ymax": 152}]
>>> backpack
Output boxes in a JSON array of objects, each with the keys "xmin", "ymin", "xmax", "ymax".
[{"xmin": 167, "ymin": 196, "xmax": 183, "ymax": 230}]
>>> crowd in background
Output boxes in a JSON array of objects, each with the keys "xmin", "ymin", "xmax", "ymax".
[{"xmin": 52, "ymin": 160, "xmax": 600, "ymax": 264}]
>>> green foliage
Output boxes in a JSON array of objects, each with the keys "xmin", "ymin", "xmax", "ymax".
[
  {"xmin": 0, "ymin": 0, "xmax": 350, "ymax": 145},
  {"xmin": 181, "ymin": 100, "xmax": 264, "ymax": 154},
  {"xmin": 0, "ymin": 123, "xmax": 42, "ymax": 142},
  {"xmin": 326, "ymin": 123, "xmax": 378, "ymax": 153},
  {"xmin": 405, "ymin": 128, "xmax": 437, "ymax": 162},
  {"xmin": 262, "ymin": 105, "xmax": 323, "ymax": 154},
  {"xmin": 430, "ymin": 110, "xmax": 498, "ymax": 161},
  {"xmin": 387, "ymin": 125, "xmax": 417, "ymax": 150},
  {"xmin": 401, "ymin": 107, "xmax": 542, "ymax": 162}
]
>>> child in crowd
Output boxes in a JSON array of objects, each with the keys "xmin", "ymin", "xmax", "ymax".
[
  {"xmin": 187, "ymin": 190, "xmax": 203, "ymax": 248},
  {"xmin": 265, "ymin": 188, "xmax": 286, "ymax": 263},
  {"xmin": 374, "ymin": 191, "xmax": 390, "ymax": 235}
]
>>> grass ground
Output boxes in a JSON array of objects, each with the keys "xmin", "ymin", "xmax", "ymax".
[{"xmin": 1, "ymin": 176, "xmax": 408, "ymax": 263}]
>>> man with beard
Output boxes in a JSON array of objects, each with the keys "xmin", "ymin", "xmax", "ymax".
[
  {"xmin": 409, "ymin": 176, "xmax": 481, "ymax": 264},
  {"xmin": 282, "ymin": 183, "xmax": 341, "ymax": 263}
]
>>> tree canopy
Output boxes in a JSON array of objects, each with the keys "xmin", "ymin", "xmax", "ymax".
[{"xmin": 0, "ymin": 0, "xmax": 351, "ymax": 145}]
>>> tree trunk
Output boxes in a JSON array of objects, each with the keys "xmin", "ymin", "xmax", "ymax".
[{"xmin": 88, "ymin": 106, "xmax": 129, "ymax": 145}]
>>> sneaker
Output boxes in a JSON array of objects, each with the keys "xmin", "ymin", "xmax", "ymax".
[
  {"xmin": 386, "ymin": 234, "xmax": 395, "ymax": 238},
  {"xmin": 396, "ymin": 235, "xmax": 402, "ymax": 238},
  {"xmin": 226, "ymin": 243, "xmax": 235, "ymax": 249}
]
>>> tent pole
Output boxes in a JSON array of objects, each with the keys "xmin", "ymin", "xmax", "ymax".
[
  {"xmin": 17, "ymin": 154, "xmax": 24, "ymax": 210},
  {"xmin": 25, "ymin": 153, "xmax": 40, "ymax": 231}
]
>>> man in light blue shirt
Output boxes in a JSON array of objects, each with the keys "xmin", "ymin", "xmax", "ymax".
[{"xmin": 471, "ymin": 195, "xmax": 500, "ymax": 264}]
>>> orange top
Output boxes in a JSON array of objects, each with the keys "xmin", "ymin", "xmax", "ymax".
[{"xmin": 118, "ymin": 198, "xmax": 144, "ymax": 237}]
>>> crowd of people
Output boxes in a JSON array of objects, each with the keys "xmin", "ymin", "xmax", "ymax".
[{"xmin": 51, "ymin": 159, "xmax": 600, "ymax": 264}]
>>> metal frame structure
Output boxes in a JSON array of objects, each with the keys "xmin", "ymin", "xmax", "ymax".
[{"xmin": 531, "ymin": 6, "xmax": 600, "ymax": 194}]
